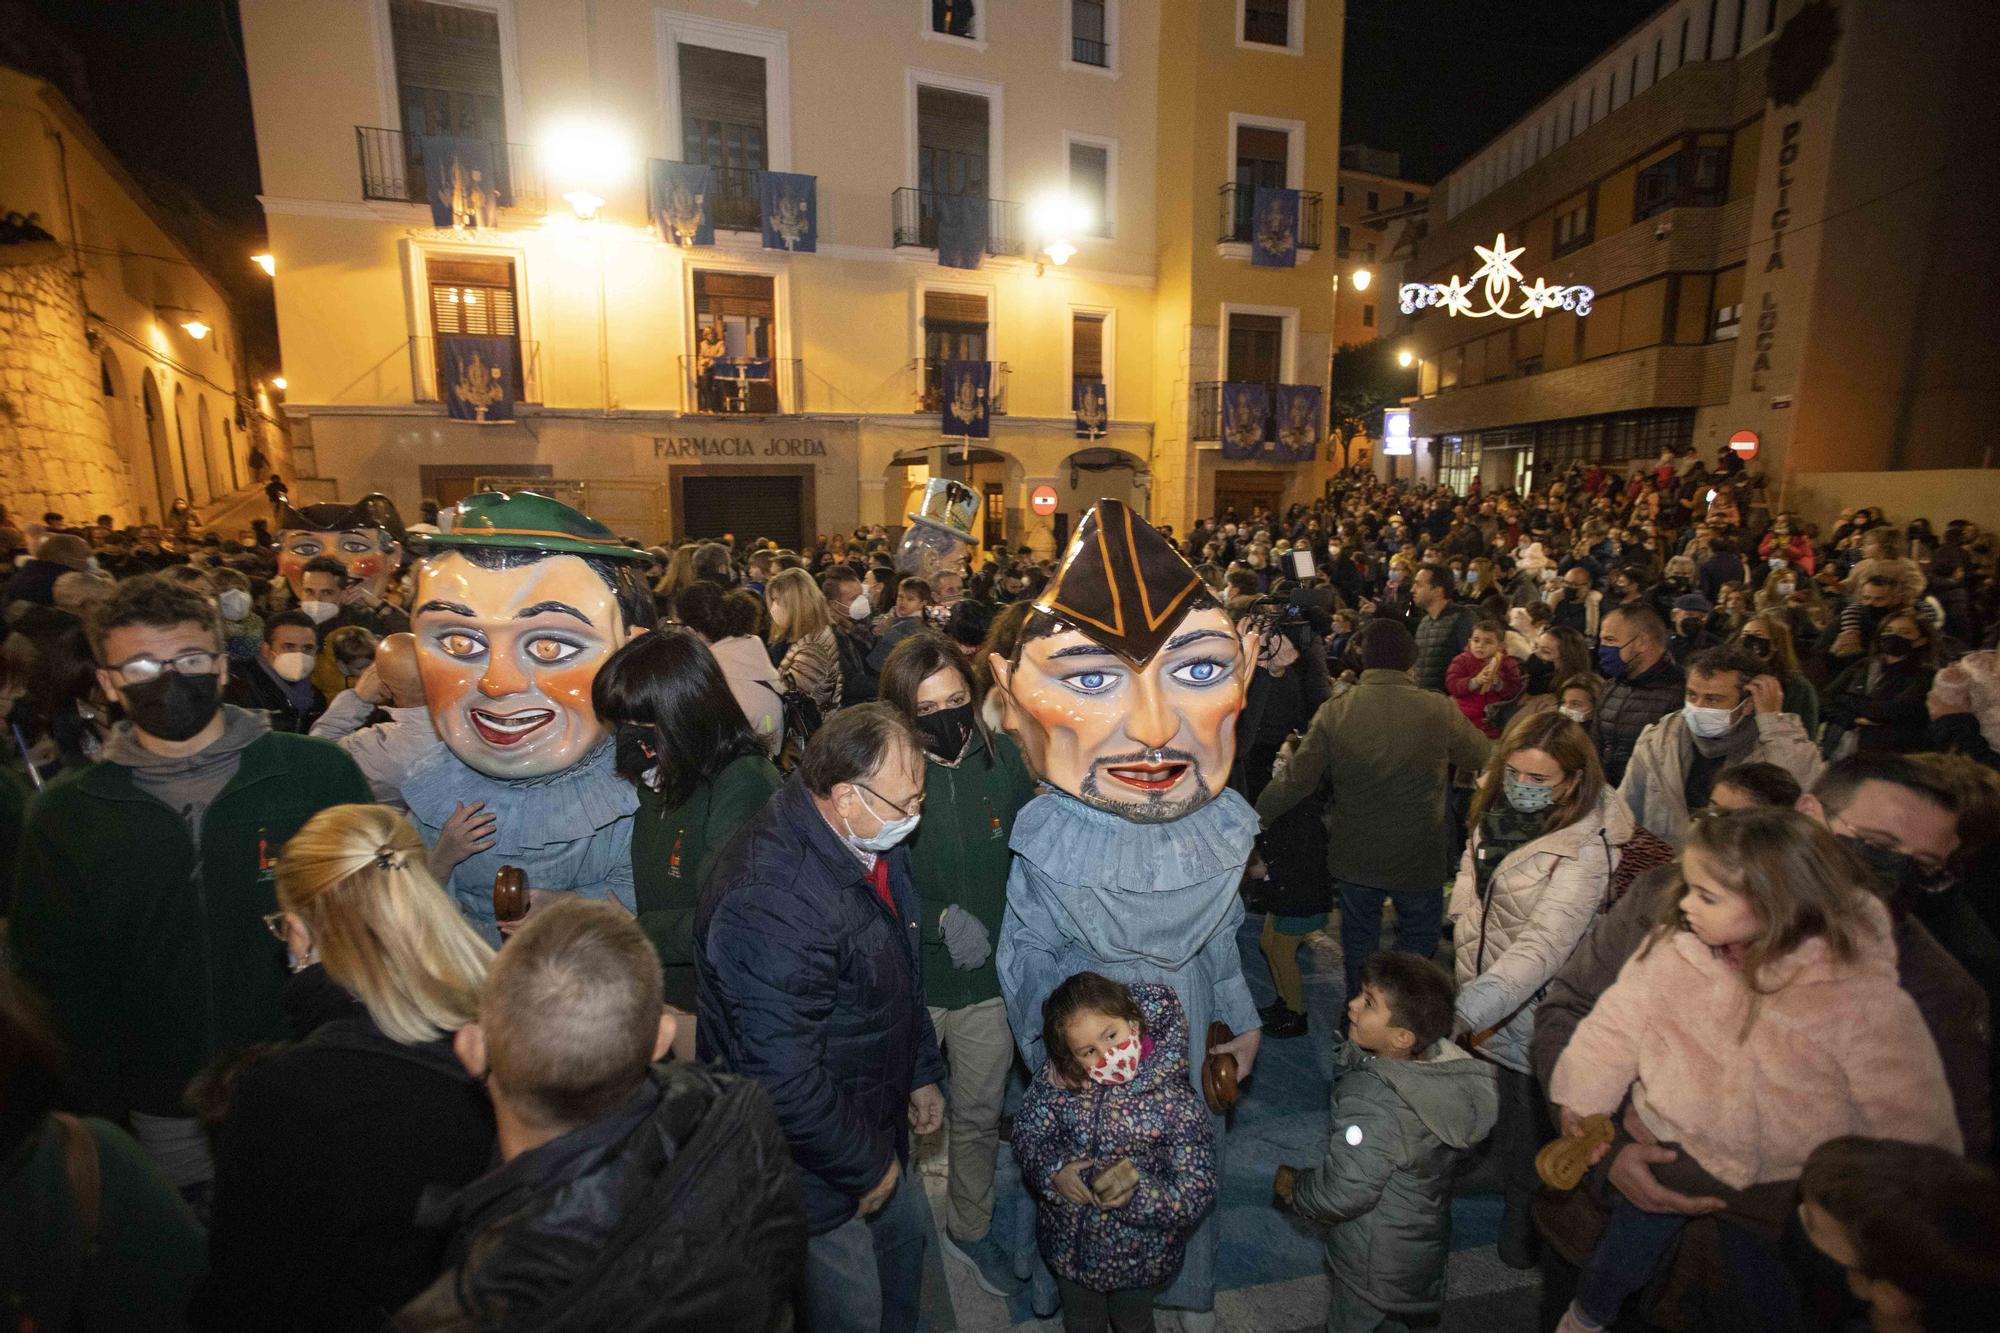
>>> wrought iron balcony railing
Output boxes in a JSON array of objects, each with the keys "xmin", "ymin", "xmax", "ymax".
[
  {"xmin": 356, "ymin": 126, "xmax": 546, "ymax": 214},
  {"xmin": 914, "ymin": 359, "xmax": 1010, "ymax": 416},
  {"xmin": 680, "ymin": 355, "xmax": 804, "ymax": 415},
  {"xmin": 1191, "ymin": 380, "xmax": 1279, "ymax": 443},
  {"xmin": 1217, "ymin": 183, "xmax": 1324, "ymax": 250},
  {"xmin": 891, "ymin": 188, "xmax": 1025, "ymax": 258}
]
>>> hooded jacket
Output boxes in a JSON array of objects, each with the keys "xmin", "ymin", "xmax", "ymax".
[
  {"xmin": 1551, "ymin": 895, "xmax": 1962, "ymax": 1189},
  {"xmin": 1450, "ymin": 786, "xmax": 1634, "ymax": 1075},
  {"xmin": 1010, "ymin": 984, "xmax": 1217, "ymax": 1293},
  {"xmin": 1617, "ymin": 710, "xmax": 1822, "ymax": 847},
  {"xmin": 1291, "ymin": 1038, "xmax": 1499, "ymax": 1316},
  {"xmin": 393, "ymin": 1064, "xmax": 806, "ymax": 1333}
]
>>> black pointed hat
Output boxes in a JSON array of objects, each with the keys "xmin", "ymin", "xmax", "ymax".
[
  {"xmin": 276, "ymin": 492, "xmax": 406, "ymax": 543},
  {"xmin": 1034, "ymin": 499, "xmax": 1207, "ymax": 667}
]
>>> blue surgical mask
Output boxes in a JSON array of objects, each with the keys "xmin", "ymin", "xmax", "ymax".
[
  {"xmin": 1504, "ymin": 774, "xmax": 1561, "ymax": 813},
  {"xmin": 1596, "ymin": 642, "xmax": 1630, "ymax": 679}
]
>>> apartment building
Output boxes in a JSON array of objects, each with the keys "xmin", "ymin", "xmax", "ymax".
[
  {"xmin": 239, "ymin": 0, "xmax": 1345, "ymax": 549},
  {"xmin": 1331, "ymin": 143, "xmax": 1425, "ymax": 352},
  {"xmin": 1394, "ymin": 0, "xmax": 1998, "ymax": 519}
]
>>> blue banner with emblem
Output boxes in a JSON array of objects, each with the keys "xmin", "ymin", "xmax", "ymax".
[
  {"xmin": 936, "ymin": 193, "xmax": 987, "ymax": 271},
  {"xmin": 422, "ymin": 136, "xmax": 499, "ymax": 231},
  {"xmin": 1219, "ymin": 382, "xmax": 1271, "ymax": 460},
  {"xmin": 1272, "ymin": 384, "xmax": 1323, "ymax": 462},
  {"xmin": 440, "ymin": 335, "xmax": 517, "ymax": 423},
  {"xmin": 1251, "ymin": 186, "xmax": 1300, "ymax": 268},
  {"xmin": 1073, "ymin": 378, "xmax": 1108, "ymax": 440},
  {"xmin": 940, "ymin": 360, "xmax": 991, "ymax": 438},
  {"xmin": 758, "ymin": 171, "xmax": 818, "ymax": 252},
  {"xmin": 647, "ymin": 160, "xmax": 715, "ymax": 247}
]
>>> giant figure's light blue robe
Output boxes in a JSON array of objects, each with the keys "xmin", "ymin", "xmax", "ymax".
[{"xmin": 997, "ymin": 786, "xmax": 1261, "ymax": 1312}]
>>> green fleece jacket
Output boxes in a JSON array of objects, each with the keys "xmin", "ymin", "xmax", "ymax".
[
  {"xmin": 906, "ymin": 730, "xmax": 1038, "ymax": 1010},
  {"xmin": 631, "ymin": 752, "xmax": 783, "ymax": 1009},
  {"xmin": 9, "ymin": 731, "xmax": 369, "ymax": 1119}
]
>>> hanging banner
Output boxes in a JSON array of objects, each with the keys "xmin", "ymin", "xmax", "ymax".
[
  {"xmin": 1219, "ymin": 383, "xmax": 1270, "ymax": 460},
  {"xmin": 647, "ymin": 160, "xmax": 715, "ymax": 247},
  {"xmin": 1273, "ymin": 384, "xmax": 1323, "ymax": 463},
  {"xmin": 1073, "ymin": 377, "xmax": 1108, "ymax": 439},
  {"xmin": 1251, "ymin": 186, "xmax": 1299, "ymax": 268},
  {"xmin": 759, "ymin": 171, "xmax": 818, "ymax": 252},
  {"xmin": 936, "ymin": 193, "xmax": 987, "ymax": 271},
  {"xmin": 940, "ymin": 360, "xmax": 991, "ymax": 438},
  {"xmin": 422, "ymin": 136, "xmax": 499, "ymax": 231},
  {"xmin": 439, "ymin": 335, "xmax": 517, "ymax": 423}
]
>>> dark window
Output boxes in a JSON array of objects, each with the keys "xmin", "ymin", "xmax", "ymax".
[
  {"xmin": 932, "ymin": 0, "xmax": 975, "ymax": 39},
  {"xmin": 691, "ymin": 271, "xmax": 778, "ymax": 412},
  {"xmin": 99, "ymin": 358, "xmax": 115, "ymax": 396},
  {"xmin": 1365, "ymin": 190, "xmax": 1378, "ymax": 211},
  {"xmin": 1403, "ymin": 190, "xmax": 1414, "ymax": 205},
  {"xmin": 1553, "ymin": 193, "xmax": 1592, "ymax": 255},
  {"xmin": 390, "ymin": 0, "xmax": 504, "ymax": 142},
  {"xmin": 1072, "ymin": 311, "xmax": 1105, "ymax": 402},
  {"xmin": 1336, "ymin": 223, "xmax": 1350, "ymax": 254},
  {"xmin": 1635, "ymin": 142, "xmax": 1730, "ymax": 220},
  {"xmin": 1336, "ymin": 184, "xmax": 1344, "ymax": 205},
  {"xmin": 1634, "ymin": 154, "xmax": 1681, "ymax": 220},
  {"xmin": 679, "ymin": 44, "xmax": 767, "ymax": 231},
  {"xmin": 1231, "ymin": 124, "xmax": 1289, "ymax": 241},
  {"xmin": 1243, "ymin": 0, "xmax": 1289, "ymax": 47},
  {"xmin": 918, "ymin": 86, "xmax": 989, "ymax": 198},
  {"xmin": 1072, "ymin": 0, "xmax": 1109, "ymax": 67},
  {"xmin": 1070, "ymin": 141, "xmax": 1111, "ymax": 237},
  {"xmin": 1226, "ymin": 313, "xmax": 1283, "ymax": 386},
  {"xmin": 922, "ymin": 290, "xmax": 989, "ymax": 410},
  {"xmin": 427, "ymin": 255, "xmax": 522, "ymax": 400},
  {"xmin": 1361, "ymin": 304, "xmax": 1374, "ymax": 328}
]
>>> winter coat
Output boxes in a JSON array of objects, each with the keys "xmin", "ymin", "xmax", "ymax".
[
  {"xmin": 393, "ymin": 1064, "xmax": 806, "ymax": 1333},
  {"xmin": 705, "ymin": 635, "xmax": 787, "ymax": 756},
  {"xmin": 1450, "ymin": 786, "xmax": 1634, "ymax": 1074},
  {"xmin": 830, "ymin": 619, "xmax": 879, "ymax": 707},
  {"xmin": 1591, "ymin": 655, "xmax": 1686, "ymax": 786},
  {"xmin": 1257, "ymin": 668, "xmax": 1492, "ymax": 892},
  {"xmin": 631, "ymin": 753, "xmax": 782, "ymax": 1009},
  {"xmin": 1445, "ymin": 650, "xmax": 1524, "ymax": 738},
  {"xmin": 1617, "ymin": 711, "xmax": 1822, "ymax": 848},
  {"xmin": 906, "ymin": 730, "xmax": 1039, "ymax": 1011},
  {"xmin": 1291, "ymin": 1039, "xmax": 1499, "ymax": 1317},
  {"xmin": 1011, "ymin": 984, "xmax": 1217, "ymax": 1293},
  {"xmin": 1548, "ymin": 586, "xmax": 1603, "ymax": 640},
  {"xmin": 777, "ymin": 627, "xmax": 842, "ymax": 715},
  {"xmin": 224, "ymin": 656, "xmax": 330, "ymax": 734},
  {"xmin": 695, "ymin": 774, "xmax": 946, "ymax": 1235},
  {"xmin": 1551, "ymin": 894, "xmax": 1961, "ymax": 1190},
  {"xmin": 9, "ymin": 731, "xmax": 370, "ymax": 1118},
  {"xmin": 1412, "ymin": 604, "xmax": 1476, "ymax": 693},
  {"xmin": 196, "ymin": 968, "xmax": 497, "ymax": 1332},
  {"xmin": 1820, "ymin": 656, "xmax": 1935, "ymax": 756}
]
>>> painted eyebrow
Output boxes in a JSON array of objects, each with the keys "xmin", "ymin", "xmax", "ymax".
[
  {"xmin": 415, "ymin": 599, "xmax": 477, "ymax": 618},
  {"xmin": 516, "ymin": 600, "xmax": 594, "ymax": 625},
  {"xmin": 1047, "ymin": 643, "xmax": 1121, "ymax": 660},
  {"xmin": 1164, "ymin": 628, "xmax": 1237, "ymax": 652}
]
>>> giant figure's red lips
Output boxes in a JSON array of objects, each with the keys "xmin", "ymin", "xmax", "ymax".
[
  {"xmin": 471, "ymin": 708, "xmax": 554, "ymax": 747},
  {"xmin": 1103, "ymin": 761, "xmax": 1190, "ymax": 791}
]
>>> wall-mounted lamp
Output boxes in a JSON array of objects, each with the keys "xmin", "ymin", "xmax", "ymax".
[
  {"xmin": 251, "ymin": 253, "xmax": 276, "ymax": 276},
  {"xmin": 158, "ymin": 306, "xmax": 211, "ymax": 340},
  {"xmin": 562, "ymin": 191, "xmax": 606, "ymax": 221},
  {"xmin": 1396, "ymin": 348, "xmax": 1415, "ymax": 368},
  {"xmin": 1029, "ymin": 192, "xmax": 1091, "ymax": 275},
  {"xmin": 544, "ymin": 122, "xmax": 631, "ymax": 222},
  {"xmin": 270, "ymin": 376, "xmax": 288, "ymax": 391},
  {"xmin": 1352, "ymin": 267, "xmax": 1373, "ymax": 291}
]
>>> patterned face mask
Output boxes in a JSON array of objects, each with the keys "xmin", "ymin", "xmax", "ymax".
[{"xmin": 1087, "ymin": 1035, "xmax": 1143, "ymax": 1086}]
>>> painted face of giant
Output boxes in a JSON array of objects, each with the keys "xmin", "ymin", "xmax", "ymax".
[
  {"xmin": 413, "ymin": 551, "xmax": 624, "ymax": 779},
  {"xmin": 992, "ymin": 606, "xmax": 1249, "ymax": 822},
  {"xmin": 279, "ymin": 527, "xmax": 400, "ymax": 601}
]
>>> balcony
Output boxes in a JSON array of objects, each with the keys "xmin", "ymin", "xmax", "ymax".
[
  {"xmin": 1071, "ymin": 34, "xmax": 1109, "ymax": 67},
  {"xmin": 1190, "ymin": 381, "xmax": 1276, "ymax": 443},
  {"xmin": 680, "ymin": 356, "xmax": 804, "ymax": 415},
  {"xmin": 914, "ymin": 359, "xmax": 1010, "ymax": 415},
  {"xmin": 1217, "ymin": 184, "xmax": 1323, "ymax": 250},
  {"xmin": 891, "ymin": 188, "xmax": 1025, "ymax": 258},
  {"xmin": 356, "ymin": 127, "xmax": 545, "ymax": 213},
  {"xmin": 410, "ymin": 336, "xmax": 542, "ymax": 409}
]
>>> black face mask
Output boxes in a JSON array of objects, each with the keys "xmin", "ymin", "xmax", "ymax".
[
  {"xmin": 613, "ymin": 723, "xmax": 658, "ymax": 786},
  {"xmin": 1875, "ymin": 634, "xmax": 1915, "ymax": 659},
  {"xmin": 1838, "ymin": 834, "xmax": 1921, "ymax": 903},
  {"xmin": 120, "ymin": 671, "xmax": 221, "ymax": 742},
  {"xmin": 1741, "ymin": 635, "xmax": 1773, "ymax": 660},
  {"xmin": 1524, "ymin": 655, "xmax": 1555, "ymax": 693},
  {"xmin": 916, "ymin": 702, "xmax": 976, "ymax": 761}
]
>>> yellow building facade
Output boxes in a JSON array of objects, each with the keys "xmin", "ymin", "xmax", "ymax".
[{"xmin": 240, "ymin": 0, "xmax": 1343, "ymax": 550}]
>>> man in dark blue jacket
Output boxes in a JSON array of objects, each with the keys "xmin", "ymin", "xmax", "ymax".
[{"xmin": 696, "ymin": 703, "xmax": 945, "ymax": 1333}]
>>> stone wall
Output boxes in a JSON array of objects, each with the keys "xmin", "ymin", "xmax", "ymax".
[{"xmin": 0, "ymin": 249, "xmax": 138, "ymax": 524}]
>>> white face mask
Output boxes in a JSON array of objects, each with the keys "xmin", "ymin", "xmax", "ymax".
[
  {"xmin": 301, "ymin": 600, "xmax": 338, "ymax": 625},
  {"xmin": 848, "ymin": 592, "xmax": 873, "ymax": 622},
  {"xmin": 272, "ymin": 651, "xmax": 317, "ymax": 683},
  {"xmin": 1682, "ymin": 701, "xmax": 1742, "ymax": 740},
  {"xmin": 1558, "ymin": 704, "xmax": 1590, "ymax": 724},
  {"xmin": 1775, "ymin": 580, "xmax": 1796, "ymax": 596},
  {"xmin": 1086, "ymin": 1034, "xmax": 1144, "ymax": 1087},
  {"xmin": 843, "ymin": 786, "xmax": 919, "ymax": 852},
  {"xmin": 218, "ymin": 589, "xmax": 252, "ymax": 621}
]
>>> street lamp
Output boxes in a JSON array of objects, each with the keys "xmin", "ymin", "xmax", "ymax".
[
  {"xmin": 1397, "ymin": 348, "xmax": 1415, "ymax": 368},
  {"xmin": 1029, "ymin": 191, "xmax": 1091, "ymax": 273},
  {"xmin": 157, "ymin": 305, "xmax": 210, "ymax": 340},
  {"xmin": 1352, "ymin": 267, "xmax": 1372, "ymax": 291},
  {"xmin": 271, "ymin": 376, "xmax": 288, "ymax": 391},
  {"xmin": 251, "ymin": 253, "xmax": 276, "ymax": 276},
  {"xmin": 543, "ymin": 122, "xmax": 631, "ymax": 220}
]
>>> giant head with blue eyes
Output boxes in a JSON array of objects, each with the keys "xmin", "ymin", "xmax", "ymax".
[
  {"xmin": 407, "ymin": 492, "xmax": 656, "ymax": 780},
  {"xmin": 989, "ymin": 499, "xmax": 1251, "ymax": 823}
]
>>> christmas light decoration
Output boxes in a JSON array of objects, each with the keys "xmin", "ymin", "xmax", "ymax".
[{"xmin": 1399, "ymin": 232, "xmax": 1593, "ymax": 320}]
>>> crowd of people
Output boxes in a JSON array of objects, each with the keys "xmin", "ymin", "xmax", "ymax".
[{"xmin": 2, "ymin": 446, "xmax": 1998, "ymax": 1333}]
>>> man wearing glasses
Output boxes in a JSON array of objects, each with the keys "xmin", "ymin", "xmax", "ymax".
[{"xmin": 9, "ymin": 575, "xmax": 369, "ymax": 1207}]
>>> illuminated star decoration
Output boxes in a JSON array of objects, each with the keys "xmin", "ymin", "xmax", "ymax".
[{"xmin": 1400, "ymin": 232, "xmax": 1594, "ymax": 320}]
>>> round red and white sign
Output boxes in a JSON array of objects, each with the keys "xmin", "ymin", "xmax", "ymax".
[
  {"xmin": 1031, "ymin": 485, "xmax": 1059, "ymax": 515},
  {"xmin": 1728, "ymin": 429, "xmax": 1760, "ymax": 460}
]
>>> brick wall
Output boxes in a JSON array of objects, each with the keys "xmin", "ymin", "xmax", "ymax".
[{"xmin": 0, "ymin": 250, "xmax": 138, "ymax": 524}]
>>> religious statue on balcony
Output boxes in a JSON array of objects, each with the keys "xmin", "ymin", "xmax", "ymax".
[
  {"xmin": 987, "ymin": 496, "xmax": 1260, "ymax": 1317},
  {"xmin": 399, "ymin": 490, "xmax": 657, "ymax": 944}
]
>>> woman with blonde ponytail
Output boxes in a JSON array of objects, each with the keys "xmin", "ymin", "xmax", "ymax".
[{"xmin": 194, "ymin": 804, "xmax": 499, "ymax": 1332}]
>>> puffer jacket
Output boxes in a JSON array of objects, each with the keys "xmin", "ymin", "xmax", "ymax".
[
  {"xmin": 1591, "ymin": 656, "xmax": 1685, "ymax": 785},
  {"xmin": 695, "ymin": 774, "xmax": 945, "ymax": 1235},
  {"xmin": 1450, "ymin": 786, "xmax": 1634, "ymax": 1074},
  {"xmin": 1291, "ymin": 1039, "xmax": 1499, "ymax": 1316},
  {"xmin": 1617, "ymin": 710, "xmax": 1822, "ymax": 847},
  {"xmin": 1412, "ymin": 604, "xmax": 1475, "ymax": 693},
  {"xmin": 1551, "ymin": 895, "xmax": 1962, "ymax": 1189},
  {"xmin": 1011, "ymin": 984, "xmax": 1217, "ymax": 1292},
  {"xmin": 394, "ymin": 1064, "xmax": 806, "ymax": 1333}
]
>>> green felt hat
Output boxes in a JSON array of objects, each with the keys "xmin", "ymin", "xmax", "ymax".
[{"xmin": 407, "ymin": 491, "xmax": 649, "ymax": 563}]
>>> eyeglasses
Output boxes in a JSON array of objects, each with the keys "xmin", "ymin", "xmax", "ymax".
[
  {"xmin": 855, "ymin": 781, "xmax": 924, "ymax": 818},
  {"xmin": 108, "ymin": 650, "xmax": 220, "ymax": 684},
  {"xmin": 262, "ymin": 911, "xmax": 290, "ymax": 941}
]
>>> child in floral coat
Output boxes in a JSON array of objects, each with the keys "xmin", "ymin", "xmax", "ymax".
[{"xmin": 1012, "ymin": 974, "xmax": 1217, "ymax": 1332}]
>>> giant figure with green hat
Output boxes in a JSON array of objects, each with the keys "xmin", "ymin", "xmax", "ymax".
[{"xmin": 399, "ymin": 491, "xmax": 658, "ymax": 942}]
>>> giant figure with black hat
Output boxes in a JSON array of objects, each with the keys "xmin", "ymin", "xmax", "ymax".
[
  {"xmin": 399, "ymin": 491, "xmax": 657, "ymax": 943},
  {"xmin": 987, "ymin": 498, "xmax": 1261, "ymax": 1320},
  {"xmin": 275, "ymin": 492, "xmax": 412, "ymax": 695}
]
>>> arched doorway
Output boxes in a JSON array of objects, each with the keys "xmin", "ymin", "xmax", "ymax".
[
  {"xmin": 198, "ymin": 395, "xmax": 228, "ymax": 500},
  {"xmin": 141, "ymin": 370, "xmax": 174, "ymax": 522},
  {"xmin": 173, "ymin": 384, "xmax": 207, "ymax": 508}
]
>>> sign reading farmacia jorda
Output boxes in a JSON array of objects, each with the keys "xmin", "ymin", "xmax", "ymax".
[{"xmin": 1400, "ymin": 233, "xmax": 1594, "ymax": 320}]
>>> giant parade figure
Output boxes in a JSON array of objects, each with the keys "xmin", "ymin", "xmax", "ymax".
[
  {"xmin": 399, "ymin": 491, "xmax": 657, "ymax": 943},
  {"xmin": 988, "ymin": 498, "xmax": 1261, "ymax": 1320},
  {"xmin": 274, "ymin": 492, "xmax": 411, "ymax": 695}
]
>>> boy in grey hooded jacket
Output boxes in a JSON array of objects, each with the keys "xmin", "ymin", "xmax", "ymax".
[{"xmin": 1276, "ymin": 954, "xmax": 1499, "ymax": 1332}]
